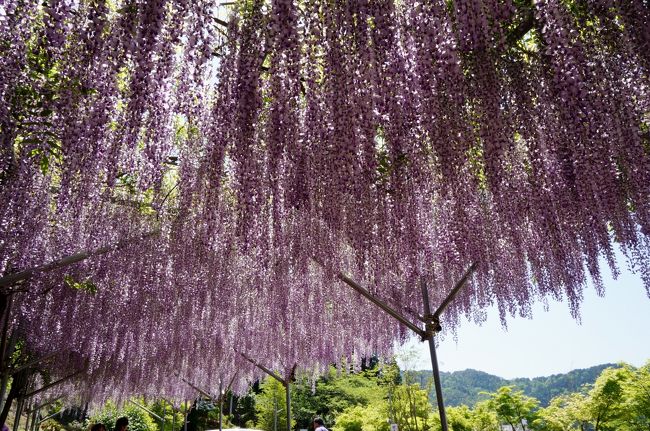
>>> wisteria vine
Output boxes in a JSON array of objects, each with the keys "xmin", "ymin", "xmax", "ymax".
[{"xmin": 0, "ymin": 0, "xmax": 649, "ymax": 405}]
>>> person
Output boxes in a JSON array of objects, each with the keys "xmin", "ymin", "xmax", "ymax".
[
  {"xmin": 91, "ymin": 424, "xmax": 107, "ymax": 431},
  {"xmin": 114, "ymin": 417, "xmax": 129, "ymax": 431},
  {"xmin": 313, "ymin": 417, "xmax": 328, "ymax": 431}
]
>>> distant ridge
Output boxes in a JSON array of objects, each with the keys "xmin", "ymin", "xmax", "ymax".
[{"xmin": 406, "ymin": 363, "xmax": 619, "ymax": 407}]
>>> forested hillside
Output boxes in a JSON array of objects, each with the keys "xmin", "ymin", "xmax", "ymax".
[{"xmin": 408, "ymin": 363, "xmax": 617, "ymax": 406}]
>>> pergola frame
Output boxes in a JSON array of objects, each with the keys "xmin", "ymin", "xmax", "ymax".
[
  {"xmin": 325, "ymin": 262, "xmax": 478, "ymax": 431},
  {"xmin": 0, "ymin": 237, "xmax": 477, "ymax": 431}
]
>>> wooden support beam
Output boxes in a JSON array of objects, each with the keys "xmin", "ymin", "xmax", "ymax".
[
  {"xmin": 238, "ymin": 352, "xmax": 286, "ymax": 386},
  {"xmin": 24, "ymin": 396, "xmax": 62, "ymax": 415},
  {"xmin": 312, "ymin": 258, "xmax": 426, "ymax": 338},
  {"xmin": 174, "ymin": 373, "xmax": 217, "ymax": 401},
  {"xmin": 11, "ymin": 351, "xmax": 59, "ymax": 376},
  {"xmin": 432, "ymin": 262, "xmax": 478, "ymax": 323},
  {"xmin": 129, "ymin": 400, "xmax": 164, "ymax": 423},
  {"xmin": 0, "ymin": 230, "xmax": 160, "ymax": 289},
  {"xmin": 23, "ymin": 368, "xmax": 84, "ymax": 398}
]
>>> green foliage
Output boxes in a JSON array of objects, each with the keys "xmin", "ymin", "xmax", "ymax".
[
  {"xmin": 41, "ymin": 420, "xmax": 67, "ymax": 431},
  {"xmin": 484, "ymin": 386, "xmax": 538, "ymax": 431},
  {"xmin": 292, "ymin": 365, "xmax": 392, "ymax": 429},
  {"xmin": 186, "ymin": 398, "xmax": 221, "ymax": 431},
  {"xmin": 578, "ymin": 367, "xmax": 627, "ymax": 431},
  {"xmin": 534, "ymin": 393, "xmax": 587, "ymax": 431},
  {"xmin": 64, "ymin": 275, "xmax": 98, "ymax": 294},
  {"xmin": 333, "ymin": 404, "xmax": 390, "ymax": 431},
  {"xmin": 89, "ymin": 400, "xmax": 158, "ymax": 431},
  {"xmin": 470, "ymin": 401, "xmax": 500, "ymax": 431},
  {"xmin": 149, "ymin": 401, "xmax": 186, "ymax": 431},
  {"xmin": 619, "ymin": 361, "xmax": 650, "ymax": 430},
  {"xmin": 389, "ymin": 383, "xmax": 435, "ymax": 431},
  {"xmin": 533, "ymin": 362, "xmax": 650, "ymax": 431},
  {"xmin": 443, "ymin": 405, "xmax": 473, "ymax": 431},
  {"xmin": 255, "ymin": 378, "xmax": 295, "ymax": 431},
  {"xmin": 84, "ymin": 360, "xmax": 650, "ymax": 431},
  {"xmin": 229, "ymin": 390, "xmax": 259, "ymax": 428}
]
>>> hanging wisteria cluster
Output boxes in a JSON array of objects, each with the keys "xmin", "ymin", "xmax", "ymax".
[{"xmin": 1, "ymin": 0, "xmax": 649, "ymax": 405}]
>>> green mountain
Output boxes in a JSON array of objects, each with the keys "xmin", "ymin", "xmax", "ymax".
[{"xmin": 406, "ymin": 363, "xmax": 618, "ymax": 407}]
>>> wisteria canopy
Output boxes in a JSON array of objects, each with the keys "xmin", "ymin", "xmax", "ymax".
[{"xmin": 0, "ymin": 0, "xmax": 649, "ymax": 407}]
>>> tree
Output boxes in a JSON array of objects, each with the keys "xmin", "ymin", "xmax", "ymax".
[
  {"xmin": 89, "ymin": 400, "xmax": 158, "ymax": 431},
  {"xmin": 255, "ymin": 378, "xmax": 295, "ymax": 431},
  {"xmin": 291, "ymin": 365, "xmax": 390, "ymax": 429},
  {"xmin": 485, "ymin": 386, "xmax": 538, "ymax": 431},
  {"xmin": 443, "ymin": 405, "xmax": 473, "ymax": 431},
  {"xmin": 390, "ymin": 384, "xmax": 435, "ymax": 431},
  {"xmin": 229, "ymin": 388, "xmax": 260, "ymax": 428},
  {"xmin": 333, "ymin": 404, "xmax": 390, "ymax": 431},
  {"xmin": 533, "ymin": 393, "xmax": 587, "ymax": 431},
  {"xmin": 150, "ymin": 400, "xmax": 190, "ymax": 431},
  {"xmin": 616, "ymin": 361, "xmax": 650, "ymax": 431},
  {"xmin": 579, "ymin": 367, "xmax": 628, "ymax": 431},
  {"xmin": 470, "ymin": 401, "xmax": 500, "ymax": 431}
]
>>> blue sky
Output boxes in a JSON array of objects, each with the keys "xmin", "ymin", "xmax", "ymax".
[{"xmin": 396, "ymin": 252, "xmax": 650, "ymax": 379}]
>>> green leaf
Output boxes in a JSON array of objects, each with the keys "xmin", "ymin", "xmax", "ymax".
[{"xmin": 64, "ymin": 275, "xmax": 98, "ymax": 294}]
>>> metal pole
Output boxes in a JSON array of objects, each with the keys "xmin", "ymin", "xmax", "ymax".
[
  {"xmin": 0, "ymin": 372, "xmax": 8, "ymax": 415},
  {"xmin": 285, "ymin": 382, "xmax": 291, "ymax": 431},
  {"xmin": 23, "ymin": 368, "xmax": 85, "ymax": 398},
  {"xmin": 420, "ymin": 278, "xmax": 448, "ymax": 431},
  {"xmin": 14, "ymin": 397, "xmax": 24, "ymax": 431},
  {"xmin": 325, "ymin": 270, "xmax": 425, "ymax": 338},
  {"xmin": 31, "ymin": 410, "xmax": 38, "ymax": 431},
  {"xmin": 30, "ymin": 409, "xmax": 38, "ymax": 431},
  {"xmin": 325, "ymin": 263, "xmax": 476, "ymax": 431},
  {"xmin": 0, "ymin": 294, "xmax": 13, "ymax": 411},
  {"xmin": 175, "ymin": 374, "xmax": 216, "ymax": 402},
  {"xmin": 273, "ymin": 397, "xmax": 278, "ymax": 431},
  {"xmin": 219, "ymin": 382, "xmax": 223, "ymax": 431},
  {"xmin": 24, "ymin": 401, "xmax": 31, "ymax": 431}
]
